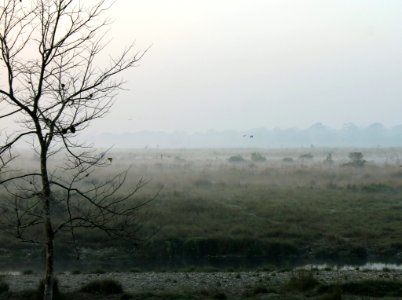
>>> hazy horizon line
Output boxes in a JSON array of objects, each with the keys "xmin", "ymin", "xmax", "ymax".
[{"xmin": 88, "ymin": 122, "xmax": 402, "ymax": 135}]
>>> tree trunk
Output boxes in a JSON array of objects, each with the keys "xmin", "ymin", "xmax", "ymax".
[
  {"xmin": 44, "ymin": 221, "xmax": 54, "ymax": 300},
  {"xmin": 41, "ymin": 147, "xmax": 54, "ymax": 300}
]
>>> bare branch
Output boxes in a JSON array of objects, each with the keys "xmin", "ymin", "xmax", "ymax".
[{"xmin": 0, "ymin": 2, "xmax": 149, "ymax": 298}]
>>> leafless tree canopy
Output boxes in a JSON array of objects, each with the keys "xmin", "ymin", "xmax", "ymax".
[{"xmin": 0, "ymin": 1, "xmax": 148, "ymax": 299}]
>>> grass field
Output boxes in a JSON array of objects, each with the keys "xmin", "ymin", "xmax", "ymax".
[{"xmin": 1, "ymin": 147, "xmax": 402, "ymax": 270}]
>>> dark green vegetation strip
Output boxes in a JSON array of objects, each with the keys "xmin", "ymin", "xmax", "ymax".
[
  {"xmin": 1, "ymin": 156, "xmax": 402, "ymax": 265},
  {"xmin": 338, "ymin": 280, "xmax": 402, "ymax": 297},
  {"xmin": 138, "ymin": 185, "xmax": 402, "ymax": 262}
]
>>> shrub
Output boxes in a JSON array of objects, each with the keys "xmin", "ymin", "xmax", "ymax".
[
  {"xmin": 79, "ymin": 279, "xmax": 123, "ymax": 295},
  {"xmin": 174, "ymin": 156, "xmax": 185, "ymax": 162},
  {"xmin": 251, "ymin": 152, "xmax": 266, "ymax": 162},
  {"xmin": 299, "ymin": 153, "xmax": 313, "ymax": 160},
  {"xmin": 323, "ymin": 153, "xmax": 334, "ymax": 165},
  {"xmin": 344, "ymin": 152, "xmax": 366, "ymax": 167},
  {"xmin": 228, "ymin": 155, "xmax": 245, "ymax": 162},
  {"xmin": 282, "ymin": 157, "xmax": 294, "ymax": 163}
]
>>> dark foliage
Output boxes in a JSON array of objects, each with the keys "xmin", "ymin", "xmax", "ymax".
[
  {"xmin": 340, "ymin": 280, "xmax": 402, "ymax": 297},
  {"xmin": 228, "ymin": 155, "xmax": 245, "ymax": 162},
  {"xmin": 79, "ymin": 279, "xmax": 123, "ymax": 295},
  {"xmin": 0, "ymin": 282, "xmax": 9, "ymax": 294},
  {"xmin": 251, "ymin": 152, "xmax": 266, "ymax": 162},
  {"xmin": 285, "ymin": 270, "xmax": 320, "ymax": 292}
]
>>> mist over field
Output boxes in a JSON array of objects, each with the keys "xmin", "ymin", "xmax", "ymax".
[
  {"xmin": 1, "ymin": 1, "xmax": 402, "ymax": 299},
  {"xmin": 86, "ymin": 123, "xmax": 402, "ymax": 148}
]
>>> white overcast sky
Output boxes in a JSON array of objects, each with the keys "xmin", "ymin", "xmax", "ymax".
[{"xmin": 10, "ymin": 0, "xmax": 402, "ymax": 133}]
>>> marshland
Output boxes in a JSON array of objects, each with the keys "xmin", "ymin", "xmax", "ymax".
[{"xmin": 1, "ymin": 147, "xmax": 401, "ymax": 299}]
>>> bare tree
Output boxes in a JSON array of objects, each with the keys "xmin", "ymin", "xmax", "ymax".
[{"xmin": 0, "ymin": 1, "xmax": 148, "ymax": 299}]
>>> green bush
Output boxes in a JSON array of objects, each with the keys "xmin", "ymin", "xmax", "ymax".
[
  {"xmin": 344, "ymin": 152, "xmax": 366, "ymax": 167},
  {"xmin": 251, "ymin": 152, "xmax": 266, "ymax": 162},
  {"xmin": 228, "ymin": 155, "xmax": 245, "ymax": 162},
  {"xmin": 299, "ymin": 153, "xmax": 313, "ymax": 160},
  {"xmin": 79, "ymin": 279, "xmax": 123, "ymax": 295}
]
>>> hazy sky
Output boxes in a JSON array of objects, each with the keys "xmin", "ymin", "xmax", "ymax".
[{"xmin": 7, "ymin": 1, "xmax": 402, "ymax": 133}]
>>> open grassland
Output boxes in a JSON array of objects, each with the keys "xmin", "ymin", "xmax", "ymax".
[{"xmin": 1, "ymin": 148, "xmax": 402, "ymax": 269}]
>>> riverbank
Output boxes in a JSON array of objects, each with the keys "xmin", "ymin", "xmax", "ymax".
[{"xmin": 2, "ymin": 267, "xmax": 402, "ymax": 294}]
